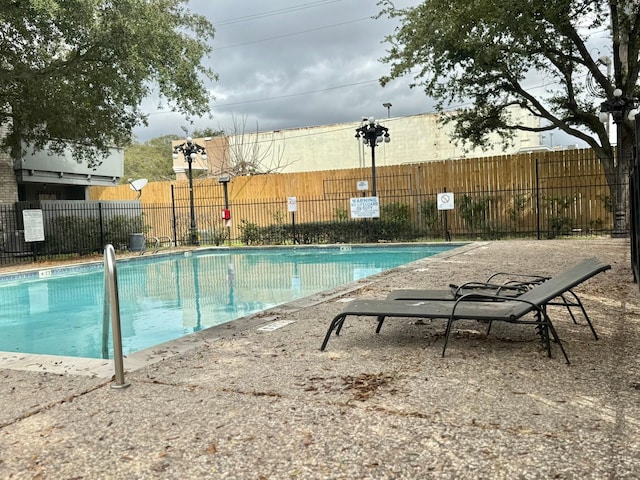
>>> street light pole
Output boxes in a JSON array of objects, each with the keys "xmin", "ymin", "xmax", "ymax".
[
  {"xmin": 383, "ymin": 102, "xmax": 392, "ymax": 118},
  {"xmin": 173, "ymin": 137, "xmax": 207, "ymax": 246},
  {"xmin": 355, "ymin": 117, "xmax": 390, "ymax": 197}
]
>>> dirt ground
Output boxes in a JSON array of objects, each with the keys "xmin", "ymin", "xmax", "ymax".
[{"xmin": 0, "ymin": 238, "xmax": 638, "ymax": 479}]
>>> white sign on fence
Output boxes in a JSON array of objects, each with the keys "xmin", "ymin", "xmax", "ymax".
[
  {"xmin": 287, "ymin": 196, "xmax": 298, "ymax": 213},
  {"xmin": 350, "ymin": 196, "xmax": 380, "ymax": 219},
  {"xmin": 356, "ymin": 180, "xmax": 369, "ymax": 191},
  {"xmin": 23, "ymin": 209, "xmax": 45, "ymax": 242},
  {"xmin": 437, "ymin": 192, "xmax": 455, "ymax": 210}
]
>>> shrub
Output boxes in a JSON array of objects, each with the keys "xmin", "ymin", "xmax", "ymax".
[
  {"xmin": 46, "ymin": 216, "xmax": 101, "ymax": 254},
  {"xmin": 239, "ymin": 220, "xmax": 260, "ymax": 245},
  {"xmin": 104, "ymin": 214, "xmax": 149, "ymax": 247}
]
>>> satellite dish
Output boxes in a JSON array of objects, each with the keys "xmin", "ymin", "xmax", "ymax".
[{"xmin": 128, "ymin": 178, "xmax": 148, "ymax": 199}]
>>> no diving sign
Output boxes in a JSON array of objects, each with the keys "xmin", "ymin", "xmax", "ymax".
[{"xmin": 437, "ymin": 192, "xmax": 455, "ymax": 210}]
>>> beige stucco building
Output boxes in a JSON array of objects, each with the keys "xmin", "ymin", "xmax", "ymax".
[{"xmin": 172, "ymin": 107, "xmax": 541, "ymax": 180}]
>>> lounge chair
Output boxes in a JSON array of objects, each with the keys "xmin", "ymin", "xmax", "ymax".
[
  {"xmin": 321, "ymin": 257, "xmax": 611, "ymax": 363},
  {"xmin": 383, "ymin": 258, "xmax": 608, "ymax": 340}
]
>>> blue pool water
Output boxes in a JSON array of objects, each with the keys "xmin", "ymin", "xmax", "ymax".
[{"xmin": 0, "ymin": 244, "xmax": 460, "ymax": 359}]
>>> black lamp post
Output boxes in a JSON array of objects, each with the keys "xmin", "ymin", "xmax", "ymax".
[
  {"xmin": 599, "ymin": 88, "xmax": 638, "ymax": 237},
  {"xmin": 355, "ymin": 117, "xmax": 390, "ymax": 197},
  {"xmin": 173, "ymin": 137, "xmax": 207, "ymax": 246}
]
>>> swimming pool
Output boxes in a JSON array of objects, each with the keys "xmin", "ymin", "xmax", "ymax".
[{"xmin": 0, "ymin": 244, "xmax": 461, "ymax": 359}]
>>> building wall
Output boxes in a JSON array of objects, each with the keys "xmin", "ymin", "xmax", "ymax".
[
  {"xmin": 0, "ymin": 124, "xmax": 18, "ymax": 203},
  {"xmin": 174, "ymin": 107, "xmax": 541, "ymax": 180}
]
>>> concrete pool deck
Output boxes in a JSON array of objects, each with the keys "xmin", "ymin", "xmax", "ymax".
[{"xmin": 0, "ymin": 239, "xmax": 638, "ymax": 478}]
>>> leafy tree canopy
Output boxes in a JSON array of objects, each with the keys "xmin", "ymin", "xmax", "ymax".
[
  {"xmin": 124, "ymin": 135, "xmax": 179, "ymax": 183},
  {"xmin": 0, "ymin": 0, "xmax": 217, "ymax": 164},
  {"xmin": 191, "ymin": 127, "xmax": 225, "ymax": 138},
  {"xmin": 378, "ymin": 0, "xmax": 638, "ymax": 185}
]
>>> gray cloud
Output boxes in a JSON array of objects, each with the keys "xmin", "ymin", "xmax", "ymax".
[{"xmin": 133, "ymin": 0, "xmax": 431, "ymax": 141}]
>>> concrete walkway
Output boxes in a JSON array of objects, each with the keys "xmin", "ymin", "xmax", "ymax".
[{"xmin": 0, "ymin": 239, "xmax": 638, "ymax": 479}]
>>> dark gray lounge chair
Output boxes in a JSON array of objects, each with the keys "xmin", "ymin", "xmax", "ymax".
[
  {"xmin": 383, "ymin": 258, "xmax": 608, "ymax": 340},
  {"xmin": 321, "ymin": 258, "xmax": 611, "ymax": 363}
]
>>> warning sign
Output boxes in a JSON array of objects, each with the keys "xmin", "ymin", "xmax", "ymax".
[
  {"xmin": 23, "ymin": 209, "xmax": 45, "ymax": 242},
  {"xmin": 350, "ymin": 197, "xmax": 380, "ymax": 218}
]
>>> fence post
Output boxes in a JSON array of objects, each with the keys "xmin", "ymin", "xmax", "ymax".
[
  {"xmin": 535, "ymin": 158, "xmax": 541, "ymax": 240},
  {"xmin": 98, "ymin": 202, "xmax": 105, "ymax": 247},
  {"xmin": 442, "ymin": 187, "xmax": 451, "ymax": 241},
  {"xmin": 171, "ymin": 185, "xmax": 177, "ymax": 246}
]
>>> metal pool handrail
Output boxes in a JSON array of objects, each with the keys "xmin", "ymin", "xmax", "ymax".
[{"xmin": 103, "ymin": 244, "xmax": 130, "ymax": 389}]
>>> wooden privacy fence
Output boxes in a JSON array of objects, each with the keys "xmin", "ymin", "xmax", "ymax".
[{"xmin": 90, "ymin": 148, "xmax": 617, "ymax": 243}]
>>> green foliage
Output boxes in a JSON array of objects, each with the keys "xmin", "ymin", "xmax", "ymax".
[
  {"xmin": 272, "ymin": 210, "xmax": 286, "ymax": 224},
  {"xmin": 1, "ymin": 0, "xmax": 217, "ymax": 164},
  {"xmin": 381, "ymin": 202, "xmax": 411, "ymax": 223},
  {"xmin": 547, "ymin": 216, "xmax": 574, "ymax": 238},
  {"xmin": 191, "ymin": 128, "xmax": 224, "ymax": 138},
  {"xmin": 458, "ymin": 195, "xmax": 490, "ymax": 231},
  {"xmin": 544, "ymin": 195, "xmax": 574, "ymax": 238},
  {"xmin": 508, "ymin": 193, "xmax": 529, "ymax": 231},
  {"xmin": 596, "ymin": 194, "xmax": 614, "ymax": 213},
  {"xmin": 199, "ymin": 225, "xmax": 227, "ymax": 246},
  {"xmin": 420, "ymin": 199, "xmax": 441, "ymax": 234},
  {"xmin": 377, "ymin": 0, "xmax": 628, "ymax": 204},
  {"xmin": 379, "ymin": 202, "xmax": 413, "ymax": 240},
  {"xmin": 103, "ymin": 214, "xmax": 149, "ymax": 247},
  {"xmin": 46, "ymin": 216, "xmax": 101, "ymax": 254},
  {"xmin": 124, "ymin": 136, "xmax": 180, "ymax": 182},
  {"xmin": 239, "ymin": 220, "xmax": 260, "ymax": 245},
  {"xmin": 333, "ymin": 206, "xmax": 349, "ymax": 221}
]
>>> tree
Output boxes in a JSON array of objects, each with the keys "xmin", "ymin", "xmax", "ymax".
[
  {"xmin": 378, "ymin": 0, "xmax": 638, "ymax": 232},
  {"xmin": 124, "ymin": 135, "xmax": 180, "ymax": 183},
  {"xmin": 0, "ymin": 0, "xmax": 216, "ymax": 165},
  {"xmin": 191, "ymin": 128, "xmax": 225, "ymax": 139},
  {"xmin": 217, "ymin": 115, "xmax": 292, "ymax": 176}
]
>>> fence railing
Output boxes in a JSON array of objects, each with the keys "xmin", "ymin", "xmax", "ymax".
[
  {"xmin": 0, "ymin": 158, "xmax": 627, "ymax": 266},
  {"xmin": 631, "ymin": 122, "xmax": 640, "ymax": 286}
]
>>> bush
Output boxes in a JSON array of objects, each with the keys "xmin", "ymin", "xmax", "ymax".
[
  {"xmin": 379, "ymin": 202, "xmax": 413, "ymax": 240},
  {"xmin": 103, "ymin": 214, "xmax": 149, "ymax": 247},
  {"xmin": 547, "ymin": 216, "xmax": 573, "ymax": 239},
  {"xmin": 199, "ymin": 226, "xmax": 227, "ymax": 246},
  {"xmin": 458, "ymin": 195, "xmax": 491, "ymax": 232},
  {"xmin": 239, "ymin": 220, "xmax": 260, "ymax": 245},
  {"xmin": 46, "ymin": 216, "xmax": 101, "ymax": 254},
  {"xmin": 420, "ymin": 198, "xmax": 443, "ymax": 235}
]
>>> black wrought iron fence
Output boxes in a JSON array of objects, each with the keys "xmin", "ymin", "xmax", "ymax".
[
  {"xmin": 0, "ymin": 200, "xmax": 145, "ymax": 265},
  {"xmin": 631, "ymin": 122, "xmax": 640, "ymax": 286},
  {"xmin": 0, "ymin": 160, "xmax": 627, "ymax": 266}
]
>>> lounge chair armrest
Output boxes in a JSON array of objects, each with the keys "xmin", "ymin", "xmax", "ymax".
[
  {"xmin": 486, "ymin": 272, "xmax": 549, "ymax": 283},
  {"xmin": 453, "ymin": 292, "xmax": 543, "ymax": 313},
  {"xmin": 450, "ymin": 281, "xmax": 528, "ymax": 297},
  {"xmin": 454, "ymin": 291, "xmax": 521, "ymax": 303}
]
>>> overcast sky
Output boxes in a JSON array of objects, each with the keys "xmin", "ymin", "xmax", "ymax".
[
  {"xmin": 133, "ymin": 0, "xmax": 431, "ymax": 141},
  {"xmin": 132, "ymin": 0, "xmax": 613, "ymax": 148}
]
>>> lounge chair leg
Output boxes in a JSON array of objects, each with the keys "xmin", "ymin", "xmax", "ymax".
[
  {"xmin": 542, "ymin": 311, "xmax": 570, "ymax": 364},
  {"xmin": 442, "ymin": 315, "xmax": 455, "ymax": 357},
  {"xmin": 567, "ymin": 291, "xmax": 598, "ymax": 340},
  {"xmin": 559, "ymin": 293, "xmax": 580, "ymax": 324},
  {"xmin": 335, "ymin": 316, "xmax": 347, "ymax": 335},
  {"xmin": 376, "ymin": 316, "xmax": 385, "ymax": 333},
  {"xmin": 555, "ymin": 291, "xmax": 598, "ymax": 340},
  {"xmin": 321, "ymin": 314, "xmax": 346, "ymax": 351}
]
